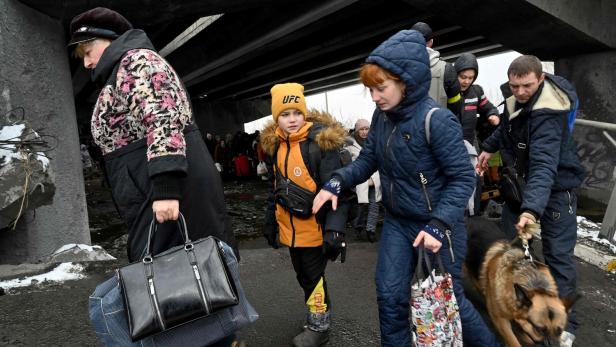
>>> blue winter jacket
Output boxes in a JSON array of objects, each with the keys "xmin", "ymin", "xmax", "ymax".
[
  {"xmin": 333, "ymin": 30, "xmax": 475, "ymax": 231},
  {"xmin": 482, "ymin": 74, "xmax": 586, "ymax": 217}
]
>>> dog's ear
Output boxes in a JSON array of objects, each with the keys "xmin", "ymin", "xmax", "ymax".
[
  {"xmin": 561, "ymin": 293, "xmax": 581, "ymax": 313},
  {"xmin": 514, "ymin": 283, "xmax": 533, "ymax": 309}
]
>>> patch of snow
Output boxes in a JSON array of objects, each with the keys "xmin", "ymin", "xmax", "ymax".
[
  {"xmin": 37, "ymin": 152, "xmax": 50, "ymax": 171},
  {"xmin": 0, "ymin": 262, "xmax": 86, "ymax": 290},
  {"xmin": 577, "ymin": 216, "xmax": 616, "ymax": 254},
  {"xmin": 0, "ymin": 124, "xmax": 26, "ymax": 166},
  {"xmin": 53, "ymin": 243, "xmax": 102, "ymax": 255},
  {"xmin": 0, "ymin": 124, "xmax": 25, "ymax": 140}
]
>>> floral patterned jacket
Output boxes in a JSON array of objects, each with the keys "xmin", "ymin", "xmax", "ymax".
[{"xmin": 92, "ymin": 48, "xmax": 192, "ymax": 161}]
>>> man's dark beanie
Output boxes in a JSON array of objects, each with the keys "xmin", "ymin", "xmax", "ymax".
[
  {"xmin": 411, "ymin": 22, "xmax": 433, "ymax": 41},
  {"xmin": 68, "ymin": 7, "xmax": 133, "ymax": 46}
]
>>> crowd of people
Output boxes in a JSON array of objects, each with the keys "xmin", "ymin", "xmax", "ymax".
[{"xmin": 69, "ymin": 6, "xmax": 584, "ymax": 347}]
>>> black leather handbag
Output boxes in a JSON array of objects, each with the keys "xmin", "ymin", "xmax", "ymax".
[{"xmin": 118, "ymin": 214, "xmax": 239, "ymax": 341}]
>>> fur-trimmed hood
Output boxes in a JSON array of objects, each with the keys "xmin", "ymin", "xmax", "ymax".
[{"xmin": 260, "ymin": 110, "xmax": 348, "ymax": 156}]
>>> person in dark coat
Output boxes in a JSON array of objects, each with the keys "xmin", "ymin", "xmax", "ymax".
[
  {"xmin": 454, "ymin": 52, "xmax": 500, "ymax": 145},
  {"xmin": 312, "ymin": 30, "xmax": 499, "ymax": 346},
  {"xmin": 69, "ymin": 7, "xmax": 237, "ymax": 263},
  {"xmin": 478, "ymin": 55, "xmax": 586, "ymax": 347},
  {"xmin": 204, "ymin": 132, "xmax": 217, "ymax": 156}
]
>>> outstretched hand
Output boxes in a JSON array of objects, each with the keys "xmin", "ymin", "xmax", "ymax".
[
  {"xmin": 476, "ymin": 151, "xmax": 493, "ymax": 176},
  {"xmin": 312, "ymin": 189, "xmax": 337, "ymax": 214}
]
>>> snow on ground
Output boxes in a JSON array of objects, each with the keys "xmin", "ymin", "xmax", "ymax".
[
  {"xmin": 0, "ymin": 262, "xmax": 86, "ymax": 290},
  {"xmin": 577, "ymin": 216, "xmax": 616, "ymax": 254}
]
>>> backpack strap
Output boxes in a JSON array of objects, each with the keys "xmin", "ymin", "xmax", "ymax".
[
  {"xmin": 305, "ymin": 139, "xmax": 322, "ymax": 183},
  {"xmin": 424, "ymin": 107, "xmax": 440, "ymax": 144}
]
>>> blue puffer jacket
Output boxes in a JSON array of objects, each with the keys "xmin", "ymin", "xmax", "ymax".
[
  {"xmin": 334, "ymin": 30, "xmax": 475, "ymax": 231},
  {"xmin": 482, "ymin": 74, "xmax": 586, "ymax": 216}
]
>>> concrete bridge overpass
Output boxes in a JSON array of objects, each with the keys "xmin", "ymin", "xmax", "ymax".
[{"xmin": 1, "ymin": 0, "xmax": 615, "ymax": 262}]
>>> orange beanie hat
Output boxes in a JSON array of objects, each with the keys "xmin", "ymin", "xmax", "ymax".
[{"xmin": 270, "ymin": 83, "xmax": 308, "ymax": 122}]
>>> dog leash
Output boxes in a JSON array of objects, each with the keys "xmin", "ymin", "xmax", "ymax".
[{"xmin": 520, "ymin": 222, "xmax": 541, "ymax": 261}]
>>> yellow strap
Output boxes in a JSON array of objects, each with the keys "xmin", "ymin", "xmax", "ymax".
[{"xmin": 447, "ymin": 94, "xmax": 461, "ymax": 104}]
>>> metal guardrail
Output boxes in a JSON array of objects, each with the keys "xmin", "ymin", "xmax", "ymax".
[
  {"xmin": 574, "ymin": 119, "xmax": 616, "ymax": 244},
  {"xmin": 575, "ymin": 118, "xmax": 616, "ymax": 131}
]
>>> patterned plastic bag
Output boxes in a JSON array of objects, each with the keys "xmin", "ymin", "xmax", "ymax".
[{"xmin": 410, "ymin": 247, "xmax": 463, "ymax": 347}]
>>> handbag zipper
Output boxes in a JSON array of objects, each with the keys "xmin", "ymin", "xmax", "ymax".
[
  {"xmin": 419, "ymin": 172, "xmax": 432, "ymax": 211},
  {"xmin": 445, "ymin": 229, "xmax": 455, "ymax": 263},
  {"xmin": 192, "ymin": 264, "xmax": 212, "ymax": 314},
  {"xmin": 148, "ymin": 278, "xmax": 166, "ymax": 330}
]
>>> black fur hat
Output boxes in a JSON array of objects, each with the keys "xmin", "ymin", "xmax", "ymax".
[{"xmin": 68, "ymin": 7, "xmax": 132, "ymax": 46}]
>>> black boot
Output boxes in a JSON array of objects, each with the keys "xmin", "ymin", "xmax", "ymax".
[
  {"xmin": 367, "ymin": 230, "xmax": 376, "ymax": 243},
  {"xmin": 292, "ymin": 328, "xmax": 329, "ymax": 347}
]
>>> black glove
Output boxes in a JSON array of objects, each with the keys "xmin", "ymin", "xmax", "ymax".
[
  {"xmin": 263, "ymin": 224, "xmax": 279, "ymax": 249},
  {"xmin": 443, "ymin": 63, "xmax": 461, "ymax": 98},
  {"xmin": 322, "ymin": 231, "xmax": 346, "ymax": 263}
]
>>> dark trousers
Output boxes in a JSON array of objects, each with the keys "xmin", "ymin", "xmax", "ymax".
[
  {"xmin": 501, "ymin": 190, "xmax": 578, "ymax": 333},
  {"xmin": 353, "ymin": 187, "xmax": 379, "ymax": 233},
  {"xmin": 289, "ymin": 247, "xmax": 330, "ymax": 311}
]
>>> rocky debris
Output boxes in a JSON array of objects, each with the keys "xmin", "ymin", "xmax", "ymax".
[
  {"xmin": 0, "ymin": 120, "xmax": 55, "ymax": 230},
  {"xmin": 224, "ymin": 181, "xmax": 270, "ymax": 238}
]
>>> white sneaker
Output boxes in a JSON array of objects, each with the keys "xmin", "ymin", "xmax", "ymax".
[{"xmin": 560, "ymin": 331, "xmax": 575, "ymax": 347}]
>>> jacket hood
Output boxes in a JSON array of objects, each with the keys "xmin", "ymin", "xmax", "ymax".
[
  {"xmin": 260, "ymin": 110, "xmax": 348, "ymax": 156},
  {"xmin": 427, "ymin": 47, "xmax": 441, "ymax": 69},
  {"xmin": 365, "ymin": 30, "xmax": 431, "ymax": 112},
  {"xmin": 92, "ymin": 29, "xmax": 156, "ymax": 85},
  {"xmin": 454, "ymin": 52, "xmax": 479, "ymax": 83},
  {"xmin": 505, "ymin": 74, "xmax": 577, "ymax": 120}
]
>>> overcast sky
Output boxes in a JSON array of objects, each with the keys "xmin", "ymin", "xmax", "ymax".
[{"xmin": 245, "ymin": 51, "xmax": 540, "ymax": 133}]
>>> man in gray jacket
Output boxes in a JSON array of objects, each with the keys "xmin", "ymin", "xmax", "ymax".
[{"xmin": 411, "ymin": 22, "xmax": 461, "ymax": 115}]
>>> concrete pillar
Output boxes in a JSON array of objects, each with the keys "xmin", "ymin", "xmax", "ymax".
[
  {"xmin": 0, "ymin": 0, "xmax": 90, "ymax": 264},
  {"xmin": 555, "ymin": 51, "xmax": 616, "ymax": 216}
]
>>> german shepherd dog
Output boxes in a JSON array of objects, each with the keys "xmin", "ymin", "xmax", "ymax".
[{"xmin": 465, "ymin": 217, "xmax": 578, "ymax": 347}]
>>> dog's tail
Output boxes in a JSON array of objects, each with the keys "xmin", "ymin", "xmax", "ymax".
[{"xmin": 465, "ymin": 216, "xmax": 508, "ymax": 281}]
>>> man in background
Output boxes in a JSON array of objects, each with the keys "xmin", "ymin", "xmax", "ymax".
[{"xmin": 411, "ymin": 22, "xmax": 462, "ymax": 115}]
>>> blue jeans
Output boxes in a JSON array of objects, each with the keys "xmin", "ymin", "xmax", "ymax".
[
  {"xmin": 375, "ymin": 216, "xmax": 500, "ymax": 346},
  {"xmin": 501, "ymin": 190, "xmax": 578, "ymax": 333}
]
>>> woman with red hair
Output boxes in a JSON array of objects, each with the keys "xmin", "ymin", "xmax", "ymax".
[{"xmin": 312, "ymin": 30, "xmax": 500, "ymax": 346}]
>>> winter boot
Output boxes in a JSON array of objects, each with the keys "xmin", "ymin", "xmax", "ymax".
[
  {"xmin": 292, "ymin": 328, "xmax": 329, "ymax": 347},
  {"xmin": 293, "ymin": 311, "xmax": 330, "ymax": 347}
]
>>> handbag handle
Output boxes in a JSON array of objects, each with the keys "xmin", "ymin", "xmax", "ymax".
[
  {"xmin": 143, "ymin": 213, "xmax": 190, "ymax": 260},
  {"xmin": 413, "ymin": 246, "xmax": 448, "ymax": 284}
]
